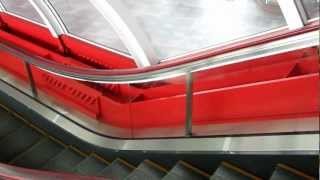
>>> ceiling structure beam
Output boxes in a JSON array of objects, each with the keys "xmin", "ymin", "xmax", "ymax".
[
  {"xmin": 89, "ymin": 0, "xmax": 159, "ymax": 67},
  {"xmin": 28, "ymin": 0, "xmax": 68, "ymax": 38},
  {"xmin": 278, "ymin": 0, "xmax": 307, "ymax": 30}
]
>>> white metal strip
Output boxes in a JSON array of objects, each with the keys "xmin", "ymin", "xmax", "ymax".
[
  {"xmin": 278, "ymin": 0, "xmax": 305, "ymax": 30},
  {"xmin": 28, "ymin": 0, "xmax": 67, "ymax": 38},
  {"xmin": 0, "ymin": 0, "xmax": 5, "ymax": 12},
  {"xmin": 89, "ymin": 0, "xmax": 159, "ymax": 67}
]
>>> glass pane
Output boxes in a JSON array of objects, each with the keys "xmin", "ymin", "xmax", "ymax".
[
  {"xmin": 121, "ymin": 0, "xmax": 286, "ymax": 59},
  {"xmin": 0, "ymin": 0, "xmax": 44, "ymax": 24},
  {"xmin": 48, "ymin": 0, "xmax": 129, "ymax": 54},
  {"xmin": 130, "ymin": 76, "xmax": 187, "ymax": 138},
  {"xmin": 301, "ymin": 0, "xmax": 320, "ymax": 20},
  {"xmin": 192, "ymin": 47, "xmax": 319, "ymax": 136}
]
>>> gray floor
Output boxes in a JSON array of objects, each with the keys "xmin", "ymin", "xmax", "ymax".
[{"xmin": 0, "ymin": 0, "xmax": 318, "ymax": 61}]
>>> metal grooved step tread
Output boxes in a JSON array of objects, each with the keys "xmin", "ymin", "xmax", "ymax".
[
  {"xmin": 41, "ymin": 148, "xmax": 85, "ymax": 173},
  {"xmin": 125, "ymin": 160, "xmax": 168, "ymax": 180},
  {"xmin": 163, "ymin": 161, "xmax": 210, "ymax": 180},
  {"xmin": 269, "ymin": 164, "xmax": 316, "ymax": 180},
  {"xmin": 98, "ymin": 159, "xmax": 134, "ymax": 180},
  {"xmin": 9, "ymin": 138, "xmax": 65, "ymax": 169},
  {"xmin": 0, "ymin": 115, "xmax": 24, "ymax": 138},
  {"xmin": 211, "ymin": 162, "xmax": 261, "ymax": 180},
  {"xmin": 0, "ymin": 125, "xmax": 42, "ymax": 162},
  {"xmin": 72, "ymin": 155, "xmax": 109, "ymax": 176}
]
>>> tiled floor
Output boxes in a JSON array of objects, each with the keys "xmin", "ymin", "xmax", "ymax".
[{"xmin": 1, "ymin": 0, "xmax": 318, "ymax": 61}]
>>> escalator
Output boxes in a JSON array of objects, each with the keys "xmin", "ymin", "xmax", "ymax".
[{"xmin": 0, "ymin": 106, "xmax": 317, "ymax": 180}]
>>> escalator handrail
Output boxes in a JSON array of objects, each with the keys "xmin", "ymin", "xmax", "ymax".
[
  {"xmin": 0, "ymin": 163, "xmax": 102, "ymax": 180},
  {"xmin": 0, "ymin": 30, "xmax": 318, "ymax": 84}
]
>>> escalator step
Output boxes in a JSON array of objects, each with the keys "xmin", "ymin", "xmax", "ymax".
[
  {"xmin": 72, "ymin": 155, "xmax": 109, "ymax": 176},
  {"xmin": 0, "ymin": 125, "xmax": 42, "ymax": 162},
  {"xmin": 99, "ymin": 159, "xmax": 134, "ymax": 180},
  {"xmin": 270, "ymin": 164, "xmax": 316, "ymax": 180},
  {"xmin": 10, "ymin": 138, "xmax": 65, "ymax": 169},
  {"xmin": 163, "ymin": 161, "xmax": 210, "ymax": 180},
  {"xmin": 0, "ymin": 108, "xmax": 16, "ymax": 123},
  {"xmin": 211, "ymin": 162, "xmax": 261, "ymax": 180},
  {"xmin": 41, "ymin": 148, "xmax": 85, "ymax": 173},
  {"xmin": 125, "ymin": 160, "xmax": 167, "ymax": 180},
  {"xmin": 0, "ymin": 116, "xmax": 23, "ymax": 138}
]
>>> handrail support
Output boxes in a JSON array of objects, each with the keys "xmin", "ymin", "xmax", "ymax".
[{"xmin": 185, "ymin": 72, "xmax": 193, "ymax": 137}]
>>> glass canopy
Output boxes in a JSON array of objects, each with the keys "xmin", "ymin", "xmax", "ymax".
[
  {"xmin": 0, "ymin": 0, "xmax": 318, "ymax": 66},
  {"xmin": 121, "ymin": 0, "xmax": 286, "ymax": 59},
  {"xmin": 301, "ymin": 0, "xmax": 320, "ymax": 20},
  {"xmin": 48, "ymin": 0, "xmax": 129, "ymax": 54},
  {"xmin": 0, "ymin": 0, "xmax": 44, "ymax": 24}
]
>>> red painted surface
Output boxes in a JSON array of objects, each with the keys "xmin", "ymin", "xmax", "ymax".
[
  {"xmin": 61, "ymin": 35, "xmax": 136, "ymax": 69},
  {"xmin": 0, "ymin": 12, "xmax": 318, "ymax": 137},
  {"xmin": 0, "ymin": 13, "xmax": 64, "ymax": 53}
]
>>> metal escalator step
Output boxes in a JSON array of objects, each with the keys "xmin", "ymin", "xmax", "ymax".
[
  {"xmin": 99, "ymin": 159, "xmax": 135, "ymax": 180},
  {"xmin": 125, "ymin": 160, "xmax": 167, "ymax": 180},
  {"xmin": 0, "ymin": 125, "xmax": 42, "ymax": 162},
  {"xmin": 211, "ymin": 162, "xmax": 261, "ymax": 180},
  {"xmin": 10, "ymin": 138, "xmax": 65, "ymax": 169},
  {"xmin": 0, "ymin": 108, "xmax": 16, "ymax": 123},
  {"xmin": 0, "ymin": 116, "xmax": 23, "ymax": 138},
  {"xmin": 41, "ymin": 148, "xmax": 85, "ymax": 173},
  {"xmin": 163, "ymin": 161, "xmax": 210, "ymax": 180},
  {"xmin": 72, "ymin": 155, "xmax": 109, "ymax": 176},
  {"xmin": 270, "ymin": 164, "xmax": 316, "ymax": 180}
]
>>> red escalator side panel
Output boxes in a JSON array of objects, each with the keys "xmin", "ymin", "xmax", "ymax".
[
  {"xmin": 131, "ymin": 73, "xmax": 318, "ymax": 128},
  {"xmin": 141, "ymin": 51, "xmax": 318, "ymax": 100},
  {"xmin": 0, "ymin": 11, "xmax": 318, "ymax": 132},
  {"xmin": 0, "ymin": 30, "xmax": 102, "ymax": 118},
  {"xmin": 192, "ymin": 73, "xmax": 319, "ymax": 124},
  {"xmin": 61, "ymin": 35, "xmax": 136, "ymax": 69},
  {"xmin": 0, "ymin": 51, "xmax": 28, "ymax": 80},
  {"xmin": 0, "ymin": 13, "xmax": 63, "ymax": 52},
  {"xmin": 131, "ymin": 94, "xmax": 186, "ymax": 128},
  {"xmin": 32, "ymin": 67, "xmax": 102, "ymax": 118},
  {"xmin": 100, "ymin": 96, "xmax": 131, "ymax": 128}
]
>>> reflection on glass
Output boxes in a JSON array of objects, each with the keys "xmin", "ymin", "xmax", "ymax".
[
  {"xmin": 121, "ymin": 0, "xmax": 286, "ymax": 59},
  {"xmin": 48, "ymin": 0, "xmax": 129, "ymax": 54},
  {"xmin": 301, "ymin": 0, "xmax": 320, "ymax": 20},
  {"xmin": 0, "ymin": 0, "xmax": 44, "ymax": 24}
]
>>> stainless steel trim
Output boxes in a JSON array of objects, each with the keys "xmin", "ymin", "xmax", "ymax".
[
  {"xmin": 24, "ymin": 62, "xmax": 38, "ymax": 98},
  {"xmin": 0, "ymin": 79, "xmax": 318, "ymax": 154},
  {"xmin": 28, "ymin": 0, "xmax": 68, "ymax": 38},
  {"xmin": 1, "ymin": 30, "xmax": 318, "ymax": 84},
  {"xmin": 89, "ymin": 0, "xmax": 159, "ymax": 67}
]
